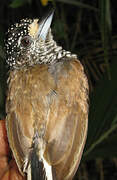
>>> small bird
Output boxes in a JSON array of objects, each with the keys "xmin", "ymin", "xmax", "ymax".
[{"xmin": 5, "ymin": 11, "xmax": 89, "ymax": 180}]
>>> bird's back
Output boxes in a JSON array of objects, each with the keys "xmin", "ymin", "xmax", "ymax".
[{"xmin": 6, "ymin": 57, "xmax": 88, "ymax": 180}]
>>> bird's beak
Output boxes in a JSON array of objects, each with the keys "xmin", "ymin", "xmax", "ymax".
[{"xmin": 37, "ymin": 10, "xmax": 54, "ymax": 41}]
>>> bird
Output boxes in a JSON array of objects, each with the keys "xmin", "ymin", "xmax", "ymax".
[{"xmin": 5, "ymin": 10, "xmax": 89, "ymax": 180}]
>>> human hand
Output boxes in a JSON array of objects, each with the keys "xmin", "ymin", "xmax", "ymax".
[{"xmin": 0, "ymin": 120, "xmax": 25, "ymax": 180}]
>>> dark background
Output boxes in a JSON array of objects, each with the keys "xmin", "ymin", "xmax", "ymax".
[{"xmin": 0, "ymin": 0, "xmax": 117, "ymax": 179}]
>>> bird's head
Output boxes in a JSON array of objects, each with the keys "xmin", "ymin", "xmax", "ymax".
[{"xmin": 5, "ymin": 11, "xmax": 55, "ymax": 69}]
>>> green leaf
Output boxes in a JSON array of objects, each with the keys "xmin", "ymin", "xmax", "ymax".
[
  {"xmin": 84, "ymin": 60, "xmax": 117, "ymax": 159},
  {"xmin": 56, "ymin": 0, "xmax": 98, "ymax": 11},
  {"xmin": 9, "ymin": 0, "xmax": 31, "ymax": 8},
  {"xmin": 100, "ymin": 0, "xmax": 112, "ymax": 78},
  {"xmin": 83, "ymin": 133, "xmax": 117, "ymax": 160},
  {"xmin": 53, "ymin": 20, "xmax": 66, "ymax": 39}
]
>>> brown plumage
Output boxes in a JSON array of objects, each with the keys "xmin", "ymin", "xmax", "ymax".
[{"xmin": 5, "ymin": 11, "xmax": 89, "ymax": 180}]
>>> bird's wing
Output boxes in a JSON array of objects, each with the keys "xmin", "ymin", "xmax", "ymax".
[
  {"xmin": 6, "ymin": 58, "xmax": 88, "ymax": 180},
  {"xmin": 44, "ymin": 59, "xmax": 89, "ymax": 179}
]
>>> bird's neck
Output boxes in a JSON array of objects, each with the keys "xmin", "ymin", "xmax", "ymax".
[{"xmin": 38, "ymin": 30, "xmax": 77, "ymax": 64}]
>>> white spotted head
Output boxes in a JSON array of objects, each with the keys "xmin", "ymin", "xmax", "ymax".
[{"xmin": 5, "ymin": 11, "xmax": 54, "ymax": 69}]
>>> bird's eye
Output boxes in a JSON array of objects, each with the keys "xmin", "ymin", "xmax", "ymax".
[{"xmin": 21, "ymin": 36, "xmax": 32, "ymax": 48}]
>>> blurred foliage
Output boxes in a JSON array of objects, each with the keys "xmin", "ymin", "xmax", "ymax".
[
  {"xmin": 10, "ymin": 0, "xmax": 32, "ymax": 8},
  {"xmin": 84, "ymin": 60, "xmax": 117, "ymax": 159},
  {"xmin": 0, "ymin": 0, "xmax": 117, "ymax": 179}
]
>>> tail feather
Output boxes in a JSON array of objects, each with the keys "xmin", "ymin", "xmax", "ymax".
[
  {"xmin": 30, "ymin": 148, "xmax": 47, "ymax": 180},
  {"xmin": 27, "ymin": 147, "xmax": 53, "ymax": 180},
  {"xmin": 42, "ymin": 156, "xmax": 53, "ymax": 180},
  {"xmin": 26, "ymin": 131, "xmax": 55, "ymax": 180},
  {"xmin": 27, "ymin": 163, "xmax": 31, "ymax": 180}
]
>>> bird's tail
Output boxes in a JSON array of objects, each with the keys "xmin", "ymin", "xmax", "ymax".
[{"xmin": 26, "ymin": 145, "xmax": 53, "ymax": 180}]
